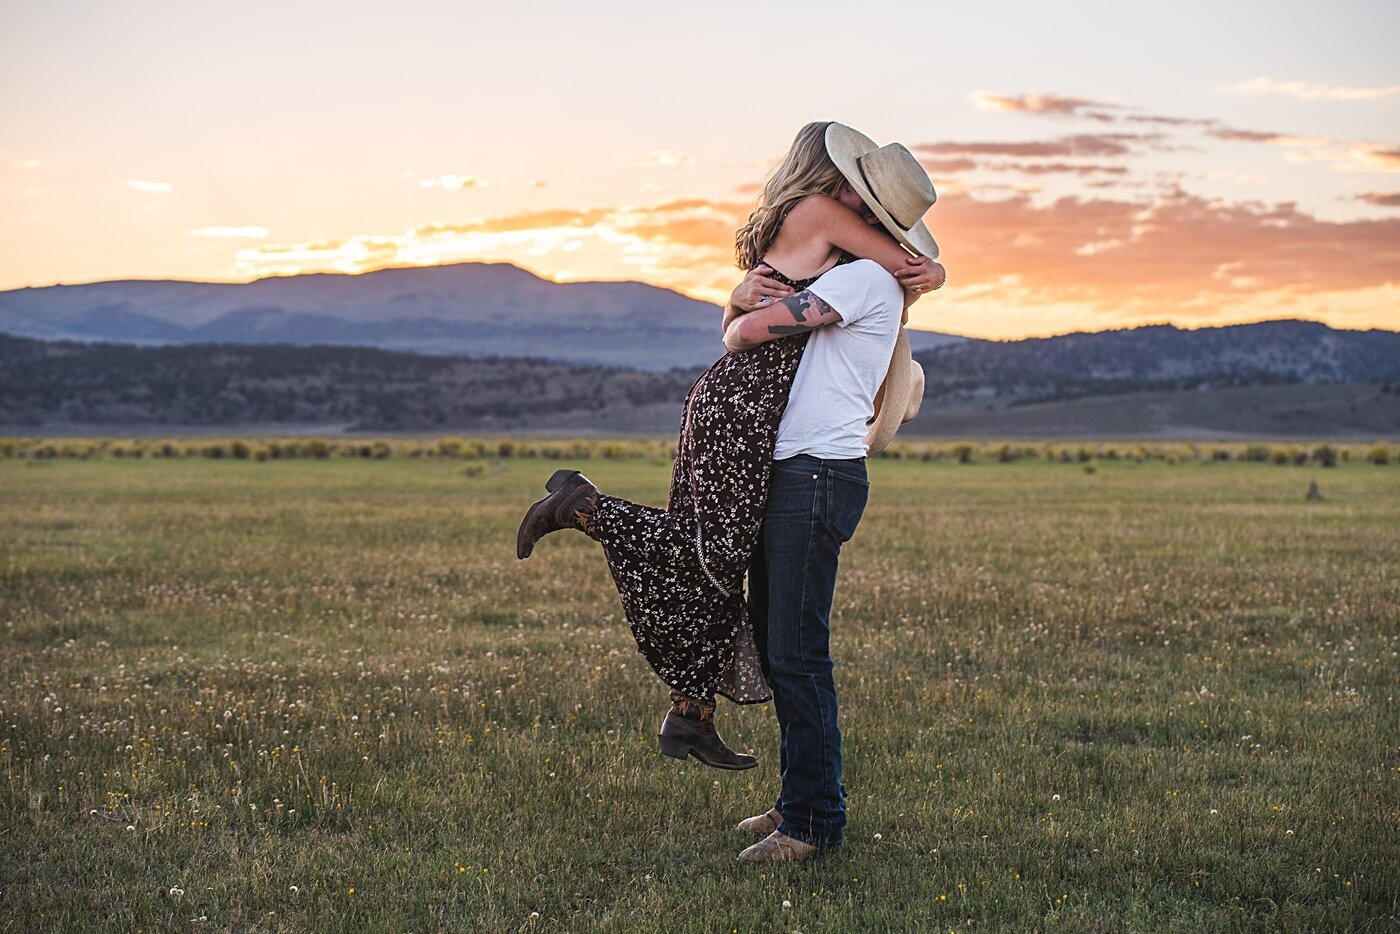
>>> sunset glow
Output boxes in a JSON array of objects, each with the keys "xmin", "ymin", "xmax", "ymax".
[{"xmin": 1, "ymin": 0, "xmax": 1396, "ymax": 339}]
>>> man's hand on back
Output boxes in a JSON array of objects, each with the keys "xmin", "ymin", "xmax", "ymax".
[
  {"xmin": 731, "ymin": 265, "xmax": 797, "ymax": 313},
  {"xmin": 725, "ymin": 265, "xmax": 797, "ymax": 333},
  {"xmin": 894, "ymin": 256, "xmax": 946, "ymax": 301}
]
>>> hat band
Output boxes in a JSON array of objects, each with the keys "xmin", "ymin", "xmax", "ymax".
[{"xmin": 856, "ymin": 155, "xmax": 919, "ymax": 230}]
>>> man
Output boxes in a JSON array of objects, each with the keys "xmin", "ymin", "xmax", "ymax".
[{"xmin": 722, "ymin": 126, "xmax": 943, "ymax": 863}]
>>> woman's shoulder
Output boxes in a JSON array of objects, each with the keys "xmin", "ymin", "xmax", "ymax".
[
  {"xmin": 785, "ymin": 193, "xmax": 843, "ymax": 219},
  {"xmin": 778, "ymin": 194, "xmax": 851, "ymax": 238}
]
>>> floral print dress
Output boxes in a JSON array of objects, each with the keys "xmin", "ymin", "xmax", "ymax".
[{"xmin": 588, "ymin": 265, "xmax": 832, "ymax": 704}]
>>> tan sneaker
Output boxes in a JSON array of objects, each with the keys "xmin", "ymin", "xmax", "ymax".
[
  {"xmin": 736, "ymin": 808, "xmax": 782, "ymax": 836},
  {"xmin": 737, "ymin": 830, "xmax": 818, "ymax": 863}
]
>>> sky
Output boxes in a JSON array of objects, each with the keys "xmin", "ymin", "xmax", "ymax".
[{"xmin": 1, "ymin": 0, "xmax": 1398, "ymax": 339}]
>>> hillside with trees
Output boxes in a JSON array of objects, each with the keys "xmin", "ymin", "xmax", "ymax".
[{"xmin": 4, "ymin": 318, "xmax": 1397, "ymax": 437}]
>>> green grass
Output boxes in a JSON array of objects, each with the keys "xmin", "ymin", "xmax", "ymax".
[{"xmin": 2, "ymin": 455, "xmax": 1397, "ymax": 931}]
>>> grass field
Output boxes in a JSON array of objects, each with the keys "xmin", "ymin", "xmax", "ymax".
[{"xmin": 3, "ymin": 454, "xmax": 1397, "ymax": 931}]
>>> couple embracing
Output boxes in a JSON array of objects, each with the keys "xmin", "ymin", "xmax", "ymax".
[{"xmin": 517, "ymin": 122, "xmax": 946, "ymax": 863}]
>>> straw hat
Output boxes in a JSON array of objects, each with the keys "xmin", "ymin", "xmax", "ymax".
[
  {"xmin": 864, "ymin": 328, "xmax": 925, "ymax": 456},
  {"xmin": 825, "ymin": 123, "xmax": 939, "ymax": 260},
  {"xmin": 825, "ymin": 123, "xmax": 936, "ymax": 456}
]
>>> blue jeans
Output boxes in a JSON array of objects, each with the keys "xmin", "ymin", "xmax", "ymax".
[{"xmin": 746, "ymin": 453, "xmax": 869, "ymax": 848}]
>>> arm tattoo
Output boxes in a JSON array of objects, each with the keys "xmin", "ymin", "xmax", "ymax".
[{"xmin": 767, "ymin": 290, "xmax": 834, "ymax": 337}]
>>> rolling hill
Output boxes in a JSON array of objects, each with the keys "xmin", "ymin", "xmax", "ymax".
[{"xmin": 0, "ymin": 262, "xmax": 960, "ymax": 370}]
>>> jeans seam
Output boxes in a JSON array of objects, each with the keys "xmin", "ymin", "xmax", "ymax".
[
  {"xmin": 811, "ymin": 467, "xmax": 835, "ymax": 838},
  {"xmin": 787, "ymin": 470, "xmax": 822, "ymax": 842}
]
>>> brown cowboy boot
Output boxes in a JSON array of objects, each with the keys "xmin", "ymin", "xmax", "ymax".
[
  {"xmin": 657, "ymin": 690, "xmax": 757, "ymax": 771},
  {"xmin": 516, "ymin": 469, "xmax": 600, "ymax": 559}
]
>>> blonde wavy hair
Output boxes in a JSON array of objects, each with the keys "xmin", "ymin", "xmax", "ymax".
[{"xmin": 734, "ymin": 121, "xmax": 848, "ymax": 271}]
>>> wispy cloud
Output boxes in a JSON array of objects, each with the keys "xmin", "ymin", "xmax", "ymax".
[
  {"xmin": 1356, "ymin": 190, "xmax": 1400, "ymax": 207},
  {"xmin": 916, "ymin": 155, "xmax": 1128, "ymax": 178},
  {"xmin": 1272, "ymin": 141, "xmax": 1400, "ymax": 173},
  {"xmin": 9, "ymin": 158, "xmax": 41, "ymax": 169},
  {"xmin": 1359, "ymin": 146, "xmax": 1400, "ymax": 171},
  {"xmin": 615, "ymin": 149, "xmax": 695, "ymax": 169},
  {"xmin": 1225, "ymin": 76, "xmax": 1400, "ymax": 102},
  {"xmin": 969, "ymin": 91, "xmax": 1117, "ymax": 119},
  {"xmin": 999, "ymin": 162, "xmax": 1128, "ymax": 176},
  {"xmin": 418, "ymin": 174, "xmax": 484, "ymax": 190},
  {"xmin": 189, "ymin": 226, "xmax": 268, "ymax": 239},
  {"xmin": 127, "ymin": 179, "xmax": 173, "ymax": 193},
  {"xmin": 914, "ymin": 134, "xmax": 1162, "ymax": 159},
  {"xmin": 1207, "ymin": 127, "xmax": 1334, "ymax": 146},
  {"xmin": 973, "ymin": 88, "xmax": 1400, "ymax": 177}
]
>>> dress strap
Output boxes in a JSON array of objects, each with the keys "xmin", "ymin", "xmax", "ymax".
[
  {"xmin": 756, "ymin": 261, "xmax": 819, "ymax": 292},
  {"xmin": 757, "ymin": 252, "xmax": 855, "ymax": 292}
]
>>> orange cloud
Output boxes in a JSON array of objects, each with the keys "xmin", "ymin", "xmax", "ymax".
[
  {"xmin": 471, "ymin": 208, "xmax": 613, "ymax": 233},
  {"xmin": 227, "ymin": 183, "xmax": 1399, "ymax": 336},
  {"xmin": 1225, "ymin": 76, "xmax": 1400, "ymax": 102},
  {"xmin": 229, "ymin": 199, "xmax": 755, "ymax": 298},
  {"xmin": 932, "ymin": 189, "xmax": 1400, "ymax": 308},
  {"xmin": 1362, "ymin": 146, "xmax": 1400, "ymax": 170}
]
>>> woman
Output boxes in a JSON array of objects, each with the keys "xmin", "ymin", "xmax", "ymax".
[{"xmin": 517, "ymin": 122, "xmax": 943, "ymax": 769}]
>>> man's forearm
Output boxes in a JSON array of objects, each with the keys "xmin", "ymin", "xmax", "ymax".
[
  {"xmin": 723, "ymin": 289, "xmax": 843, "ymax": 353},
  {"xmin": 722, "ymin": 300, "xmax": 743, "ymax": 334},
  {"xmin": 723, "ymin": 315, "xmax": 758, "ymax": 352}
]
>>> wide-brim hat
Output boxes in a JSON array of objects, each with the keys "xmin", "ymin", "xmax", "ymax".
[
  {"xmin": 865, "ymin": 327, "xmax": 925, "ymax": 456},
  {"xmin": 825, "ymin": 123, "xmax": 939, "ymax": 259}
]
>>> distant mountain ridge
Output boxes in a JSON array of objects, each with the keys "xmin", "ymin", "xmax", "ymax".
[
  {"xmin": 915, "ymin": 319, "xmax": 1400, "ymax": 406},
  {"xmin": 2, "ymin": 319, "xmax": 1396, "ymax": 437},
  {"xmin": 0, "ymin": 262, "xmax": 961, "ymax": 370}
]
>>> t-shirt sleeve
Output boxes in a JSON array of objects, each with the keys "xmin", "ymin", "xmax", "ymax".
[{"xmin": 808, "ymin": 259, "xmax": 902, "ymax": 329}]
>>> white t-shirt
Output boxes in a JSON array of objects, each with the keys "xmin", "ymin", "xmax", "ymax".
[{"xmin": 773, "ymin": 259, "xmax": 903, "ymax": 460}]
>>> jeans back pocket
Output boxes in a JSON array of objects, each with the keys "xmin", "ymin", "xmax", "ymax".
[{"xmin": 825, "ymin": 469, "xmax": 869, "ymax": 543}]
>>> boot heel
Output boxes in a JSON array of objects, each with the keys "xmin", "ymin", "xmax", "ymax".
[
  {"xmin": 545, "ymin": 468, "xmax": 579, "ymax": 493},
  {"xmin": 658, "ymin": 735, "xmax": 692, "ymax": 761}
]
